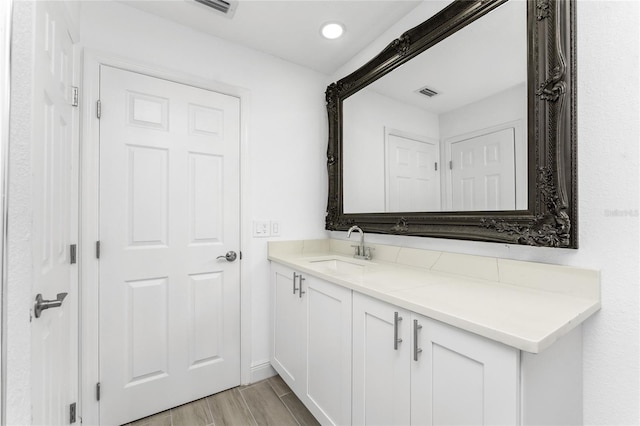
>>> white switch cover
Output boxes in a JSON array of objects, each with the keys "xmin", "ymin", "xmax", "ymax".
[
  {"xmin": 270, "ymin": 221, "xmax": 280, "ymax": 237},
  {"xmin": 253, "ymin": 220, "xmax": 270, "ymax": 237}
]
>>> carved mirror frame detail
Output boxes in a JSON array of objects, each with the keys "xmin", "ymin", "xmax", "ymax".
[{"xmin": 325, "ymin": 0, "xmax": 577, "ymax": 248}]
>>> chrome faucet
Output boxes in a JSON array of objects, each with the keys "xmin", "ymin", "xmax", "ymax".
[{"xmin": 347, "ymin": 225, "xmax": 373, "ymax": 260}]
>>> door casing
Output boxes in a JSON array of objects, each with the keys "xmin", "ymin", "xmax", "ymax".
[{"xmin": 79, "ymin": 50, "xmax": 252, "ymax": 425}]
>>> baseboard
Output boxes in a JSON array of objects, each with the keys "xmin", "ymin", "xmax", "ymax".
[{"xmin": 249, "ymin": 361, "xmax": 277, "ymax": 384}]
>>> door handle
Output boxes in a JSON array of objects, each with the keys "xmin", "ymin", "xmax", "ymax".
[
  {"xmin": 216, "ymin": 251, "xmax": 237, "ymax": 262},
  {"xmin": 298, "ymin": 276, "xmax": 306, "ymax": 298},
  {"xmin": 394, "ymin": 311, "xmax": 403, "ymax": 350},
  {"xmin": 413, "ymin": 319, "xmax": 423, "ymax": 361},
  {"xmin": 34, "ymin": 293, "xmax": 68, "ymax": 318},
  {"xmin": 292, "ymin": 272, "xmax": 300, "ymax": 294}
]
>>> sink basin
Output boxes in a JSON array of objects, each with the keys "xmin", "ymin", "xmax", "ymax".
[{"xmin": 309, "ymin": 258, "xmax": 366, "ymax": 275}]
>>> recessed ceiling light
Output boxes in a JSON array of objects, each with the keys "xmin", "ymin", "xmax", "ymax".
[{"xmin": 321, "ymin": 23, "xmax": 345, "ymax": 40}]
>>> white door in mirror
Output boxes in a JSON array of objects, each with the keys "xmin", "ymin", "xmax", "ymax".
[
  {"xmin": 449, "ymin": 128, "xmax": 516, "ymax": 210},
  {"xmin": 385, "ymin": 131, "xmax": 441, "ymax": 212}
]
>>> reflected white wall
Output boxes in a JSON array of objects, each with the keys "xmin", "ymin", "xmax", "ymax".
[{"xmin": 0, "ymin": 0, "xmax": 11, "ymax": 423}]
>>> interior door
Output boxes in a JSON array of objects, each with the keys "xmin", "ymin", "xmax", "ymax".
[
  {"xmin": 98, "ymin": 66, "xmax": 241, "ymax": 425},
  {"xmin": 449, "ymin": 128, "xmax": 516, "ymax": 210},
  {"xmin": 30, "ymin": 2, "xmax": 79, "ymax": 424},
  {"xmin": 385, "ymin": 130, "xmax": 440, "ymax": 212}
]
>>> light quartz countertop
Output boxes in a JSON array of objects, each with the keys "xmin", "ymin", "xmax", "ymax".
[{"xmin": 268, "ymin": 239, "xmax": 601, "ymax": 353}]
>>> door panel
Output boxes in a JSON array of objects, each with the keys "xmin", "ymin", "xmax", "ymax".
[
  {"xmin": 352, "ymin": 294, "xmax": 410, "ymax": 426},
  {"xmin": 385, "ymin": 131, "xmax": 440, "ymax": 212},
  {"xmin": 271, "ymin": 264, "xmax": 305, "ymax": 388},
  {"xmin": 411, "ymin": 315, "xmax": 519, "ymax": 425},
  {"xmin": 31, "ymin": 2, "xmax": 78, "ymax": 424},
  {"xmin": 305, "ymin": 277, "xmax": 352, "ymax": 425},
  {"xmin": 450, "ymin": 128, "xmax": 516, "ymax": 210},
  {"xmin": 99, "ymin": 66, "xmax": 241, "ymax": 425}
]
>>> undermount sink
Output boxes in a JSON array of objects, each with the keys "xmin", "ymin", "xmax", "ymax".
[{"xmin": 309, "ymin": 258, "xmax": 367, "ymax": 275}]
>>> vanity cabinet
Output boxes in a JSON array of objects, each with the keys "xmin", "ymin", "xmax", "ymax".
[
  {"xmin": 352, "ymin": 292, "xmax": 581, "ymax": 426},
  {"xmin": 271, "ymin": 259, "xmax": 584, "ymax": 426},
  {"xmin": 271, "ymin": 263, "xmax": 352, "ymax": 425},
  {"xmin": 353, "ymin": 293, "xmax": 517, "ymax": 425}
]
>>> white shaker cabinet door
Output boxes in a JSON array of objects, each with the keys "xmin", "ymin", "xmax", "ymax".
[
  {"xmin": 271, "ymin": 263, "xmax": 305, "ymax": 390},
  {"xmin": 304, "ymin": 275, "xmax": 352, "ymax": 425},
  {"xmin": 352, "ymin": 293, "xmax": 411, "ymax": 426},
  {"xmin": 411, "ymin": 314, "xmax": 519, "ymax": 426}
]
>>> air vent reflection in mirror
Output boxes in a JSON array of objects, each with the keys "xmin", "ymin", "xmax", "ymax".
[
  {"xmin": 194, "ymin": 0, "xmax": 238, "ymax": 17},
  {"xmin": 417, "ymin": 86, "xmax": 439, "ymax": 97}
]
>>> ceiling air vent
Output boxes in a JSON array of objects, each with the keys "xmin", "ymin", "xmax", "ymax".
[
  {"xmin": 194, "ymin": 0, "xmax": 238, "ymax": 17},
  {"xmin": 417, "ymin": 86, "xmax": 439, "ymax": 98}
]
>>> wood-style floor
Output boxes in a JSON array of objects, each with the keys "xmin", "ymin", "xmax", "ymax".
[{"xmin": 123, "ymin": 375, "xmax": 320, "ymax": 426}]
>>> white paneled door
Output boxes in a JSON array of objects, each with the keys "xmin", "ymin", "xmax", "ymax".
[
  {"xmin": 385, "ymin": 130, "xmax": 440, "ymax": 212},
  {"xmin": 98, "ymin": 66, "xmax": 241, "ymax": 425},
  {"xmin": 31, "ymin": 2, "xmax": 79, "ymax": 425},
  {"xmin": 449, "ymin": 128, "xmax": 516, "ymax": 211}
]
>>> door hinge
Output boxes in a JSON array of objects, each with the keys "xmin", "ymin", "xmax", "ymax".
[
  {"xmin": 70, "ymin": 244, "xmax": 77, "ymax": 264},
  {"xmin": 96, "ymin": 382, "xmax": 101, "ymax": 401},
  {"xmin": 69, "ymin": 402, "xmax": 77, "ymax": 423},
  {"xmin": 449, "ymin": 160, "xmax": 453, "ymax": 170},
  {"xmin": 434, "ymin": 162, "xmax": 438, "ymax": 171},
  {"xmin": 239, "ymin": 251, "xmax": 243, "ymax": 260},
  {"xmin": 96, "ymin": 241, "xmax": 101, "ymax": 259},
  {"xmin": 71, "ymin": 87, "xmax": 79, "ymax": 107},
  {"xmin": 96, "ymin": 100, "xmax": 101, "ymax": 119}
]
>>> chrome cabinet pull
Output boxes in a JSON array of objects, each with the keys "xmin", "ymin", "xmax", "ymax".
[
  {"xmin": 292, "ymin": 272, "xmax": 299, "ymax": 294},
  {"xmin": 394, "ymin": 311, "xmax": 403, "ymax": 350},
  {"xmin": 34, "ymin": 292, "xmax": 68, "ymax": 318},
  {"xmin": 413, "ymin": 319, "xmax": 423, "ymax": 361},
  {"xmin": 299, "ymin": 276, "xmax": 306, "ymax": 298}
]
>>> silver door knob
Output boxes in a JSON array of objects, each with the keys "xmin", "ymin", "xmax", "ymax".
[
  {"xmin": 216, "ymin": 251, "xmax": 237, "ymax": 262},
  {"xmin": 34, "ymin": 292, "xmax": 68, "ymax": 318}
]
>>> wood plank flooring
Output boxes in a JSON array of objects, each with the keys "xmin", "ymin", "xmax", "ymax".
[{"xmin": 124, "ymin": 375, "xmax": 320, "ymax": 426}]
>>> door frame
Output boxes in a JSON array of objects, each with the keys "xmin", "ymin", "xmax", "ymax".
[
  {"xmin": 79, "ymin": 50, "xmax": 252, "ymax": 425},
  {"xmin": 0, "ymin": 0, "xmax": 12, "ymax": 422}
]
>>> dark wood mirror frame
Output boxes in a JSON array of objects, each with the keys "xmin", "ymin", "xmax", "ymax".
[{"xmin": 325, "ymin": 0, "xmax": 577, "ymax": 248}]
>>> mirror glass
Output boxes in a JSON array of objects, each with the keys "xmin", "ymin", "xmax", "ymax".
[{"xmin": 343, "ymin": 0, "xmax": 527, "ymax": 213}]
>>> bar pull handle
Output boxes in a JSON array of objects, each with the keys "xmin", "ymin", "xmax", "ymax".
[
  {"xmin": 413, "ymin": 319, "xmax": 423, "ymax": 361},
  {"xmin": 292, "ymin": 272, "xmax": 299, "ymax": 294},
  {"xmin": 394, "ymin": 311, "xmax": 403, "ymax": 350},
  {"xmin": 299, "ymin": 276, "xmax": 306, "ymax": 298},
  {"xmin": 34, "ymin": 292, "xmax": 68, "ymax": 319}
]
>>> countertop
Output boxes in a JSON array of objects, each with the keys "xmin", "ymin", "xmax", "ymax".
[{"xmin": 268, "ymin": 239, "xmax": 601, "ymax": 353}]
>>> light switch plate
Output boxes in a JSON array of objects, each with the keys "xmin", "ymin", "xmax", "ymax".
[
  {"xmin": 270, "ymin": 221, "xmax": 281, "ymax": 237},
  {"xmin": 253, "ymin": 220, "xmax": 270, "ymax": 237}
]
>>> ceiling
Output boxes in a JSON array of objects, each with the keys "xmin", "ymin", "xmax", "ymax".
[
  {"xmin": 365, "ymin": 0, "xmax": 527, "ymax": 114},
  {"xmin": 120, "ymin": 0, "xmax": 424, "ymax": 75}
]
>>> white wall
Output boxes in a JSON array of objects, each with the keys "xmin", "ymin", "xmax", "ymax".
[
  {"xmin": 0, "ymin": 1, "xmax": 7, "ymax": 422},
  {"xmin": 330, "ymin": 1, "xmax": 640, "ymax": 424},
  {"xmin": 7, "ymin": 2, "xmax": 36, "ymax": 423},
  {"xmin": 439, "ymin": 83, "xmax": 526, "ymax": 142},
  {"xmin": 343, "ymin": 88, "xmax": 439, "ymax": 213}
]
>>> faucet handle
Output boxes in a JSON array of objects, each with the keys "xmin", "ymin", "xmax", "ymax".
[
  {"xmin": 350, "ymin": 244, "xmax": 361, "ymax": 256},
  {"xmin": 363, "ymin": 246, "xmax": 375, "ymax": 260}
]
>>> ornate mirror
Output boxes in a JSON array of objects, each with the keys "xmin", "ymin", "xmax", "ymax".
[{"xmin": 325, "ymin": 0, "xmax": 577, "ymax": 248}]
